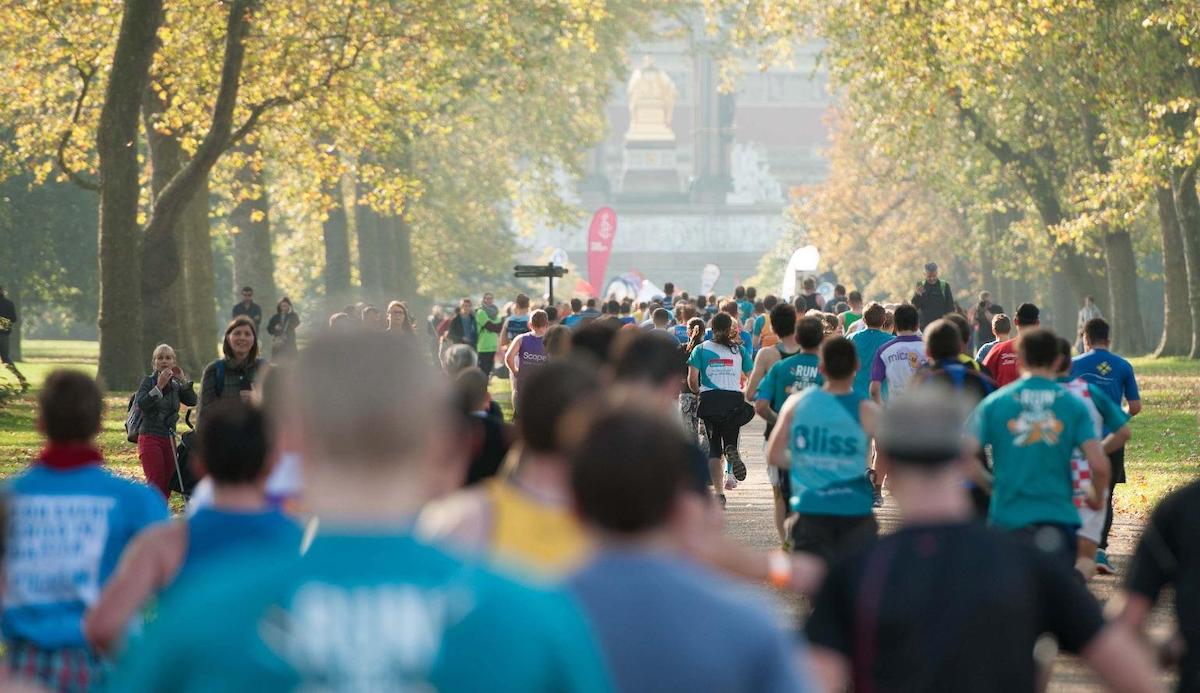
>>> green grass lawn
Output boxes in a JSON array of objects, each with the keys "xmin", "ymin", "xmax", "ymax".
[{"xmin": 0, "ymin": 341, "xmax": 1195, "ymax": 515}]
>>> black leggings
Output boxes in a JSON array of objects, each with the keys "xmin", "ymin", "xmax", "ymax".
[{"xmin": 701, "ymin": 417, "xmax": 741, "ymax": 458}]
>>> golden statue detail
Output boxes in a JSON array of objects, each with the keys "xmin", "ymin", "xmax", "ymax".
[{"xmin": 626, "ymin": 56, "xmax": 677, "ymax": 142}]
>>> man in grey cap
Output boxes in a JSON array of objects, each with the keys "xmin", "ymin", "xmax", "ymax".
[
  {"xmin": 803, "ymin": 388, "xmax": 1160, "ymax": 693},
  {"xmin": 911, "ymin": 262, "xmax": 957, "ymax": 330}
]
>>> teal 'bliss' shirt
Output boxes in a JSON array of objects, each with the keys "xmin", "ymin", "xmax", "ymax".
[
  {"xmin": 969, "ymin": 376, "xmax": 1098, "ymax": 530},
  {"xmin": 107, "ymin": 533, "xmax": 611, "ymax": 693},
  {"xmin": 755, "ymin": 352, "xmax": 824, "ymax": 412}
]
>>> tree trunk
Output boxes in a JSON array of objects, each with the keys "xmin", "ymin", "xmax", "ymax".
[
  {"xmin": 1171, "ymin": 165, "xmax": 1200, "ymax": 358},
  {"xmin": 142, "ymin": 95, "xmax": 186, "ymax": 364},
  {"xmin": 230, "ymin": 149, "xmax": 277, "ymax": 307},
  {"xmin": 96, "ymin": 0, "xmax": 164, "ymax": 389},
  {"xmin": 179, "ymin": 178, "xmax": 217, "ymax": 371},
  {"xmin": 1102, "ymin": 228, "xmax": 1147, "ymax": 355},
  {"xmin": 393, "ymin": 211, "xmax": 417, "ymax": 301},
  {"xmin": 355, "ymin": 197, "xmax": 383, "ymax": 300},
  {"xmin": 10, "ymin": 284, "xmax": 21, "ymax": 362},
  {"xmin": 1050, "ymin": 264, "xmax": 1077, "ymax": 339},
  {"xmin": 1155, "ymin": 184, "xmax": 1192, "ymax": 356},
  {"xmin": 322, "ymin": 183, "xmax": 352, "ymax": 308}
]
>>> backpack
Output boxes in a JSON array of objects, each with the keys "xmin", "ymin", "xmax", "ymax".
[{"xmin": 124, "ymin": 392, "xmax": 142, "ymax": 443}]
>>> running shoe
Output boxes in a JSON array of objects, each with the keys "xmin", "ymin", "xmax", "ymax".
[
  {"xmin": 717, "ymin": 494, "xmax": 726, "ymax": 509},
  {"xmin": 725, "ymin": 444, "xmax": 747, "ymax": 481},
  {"xmin": 872, "ymin": 491, "xmax": 884, "ymax": 509},
  {"xmin": 724, "ymin": 476, "xmax": 738, "ymax": 491},
  {"xmin": 1095, "ymin": 549, "xmax": 1116, "ymax": 576}
]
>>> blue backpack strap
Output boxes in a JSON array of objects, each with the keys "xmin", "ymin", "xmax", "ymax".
[
  {"xmin": 948, "ymin": 364, "xmax": 966, "ymax": 391},
  {"xmin": 213, "ymin": 360, "xmax": 226, "ymax": 397}
]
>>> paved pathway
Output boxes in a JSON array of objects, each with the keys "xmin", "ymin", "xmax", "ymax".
[{"xmin": 722, "ymin": 418, "xmax": 1175, "ymax": 691}]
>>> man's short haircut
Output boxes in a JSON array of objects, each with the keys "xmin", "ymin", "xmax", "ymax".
[
  {"xmin": 515, "ymin": 293, "xmax": 531, "ymax": 310},
  {"xmin": 924, "ymin": 320, "xmax": 962, "ymax": 361},
  {"xmin": 518, "ymin": 360, "xmax": 602, "ymax": 454},
  {"xmin": 293, "ymin": 331, "xmax": 443, "ymax": 469},
  {"xmin": 893, "ymin": 304, "xmax": 919, "ymax": 332},
  {"xmin": 1055, "ymin": 337, "xmax": 1074, "ymax": 375},
  {"xmin": 652, "ymin": 308, "xmax": 671, "ymax": 326},
  {"xmin": 570, "ymin": 298, "xmax": 582, "ymax": 312},
  {"xmin": 197, "ymin": 401, "xmax": 268, "ymax": 484},
  {"xmin": 863, "ymin": 302, "xmax": 886, "ymax": 328},
  {"xmin": 803, "ymin": 277, "xmax": 816, "ymax": 291},
  {"xmin": 769, "ymin": 303, "xmax": 798, "ymax": 339},
  {"xmin": 545, "ymin": 305, "xmax": 559, "ymax": 323},
  {"xmin": 543, "ymin": 324, "xmax": 572, "ymax": 358},
  {"xmin": 242, "ymin": 286, "xmax": 253, "ymax": 294},
  {"xmin": 585, "ymin": 298, "xmax": 597, "ymax": 309},
  {"xmin": 1017, "ymin": 328, "xmax": 1060, "ymax": 369},
  {"xmin": 877, "ymin": 387, "xmax": 965, "ymax": 468},
  {"xmin": 663, "ymin": 282, "xmax": 675, "ymax": 293},
  {"xmin": 605, "ymin": 299, "xmax": 620, "ymax": 315},
  {"xmin": 834, "ymin": 284, "xmax": 846, "ymax": 295},
  {"xmin": 746, "ymin": 287, "xmax": 757, "ymax": 300},
  {"xmin": 734, "ymin": 285, "xmax": 746, "ymax": 299},
  {"xmin": 443, "ymin": 344, "xmax": 478, "ymax": 374},
  {"xmin": 848, "ymin": 290, "xmax": 862, "ymax": 304},
  {"xmin": 1014, "ymin": 302, "xmax": 1040, "ymax": 326},
  {"xmin": 530, "ymin": 309, "xmax": 549, "ymax": 329},
  {"xmin": 619, "ymin": 302, "xmax": 631, "ymax": 315},
  {"xmin": 819, "ymin": 337, "xmax": 857, "ymax": 379},
  {"xmin": 943, "ymin": 313, "xmax": 971, "ymax": 346},
  {"xmin": 571, "ymin": 319, "xmax": 622, "ymax": 364},
  {"xmin": 1084, "ymin": 318, "xmax": 1110, "ymax": 345},
  {"xmin": 455, "ymin": 368, "xmax": 490, "ymax": 413},
  {"xmin": 613, "ymin": 331, "xmax": 684, "ymax": 387},
  {"xmin": 570, "ymin": 408, "xmax": 694, "ymax": 533},
  {"xmin": 328, "ymin": 312, "xmax": 351, "ymax": 328},
  {"xmin": 721, "ymin": 300, "xmax": 739, "ymax": 317},
  {"xmin": 992, "ymin": 313, "xmax": 1012, "ymax": 335},
  {"xmin": 795, "ymin": 316, "xmax": 825, "ymax": 350},
  {"xmin": 39, "ymin": 370, "xmax": 103, "ymax": 442}
]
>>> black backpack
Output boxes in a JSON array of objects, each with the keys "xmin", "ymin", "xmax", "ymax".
[{"xmin": 124, "ymin": 392, "xmax": 142, "ymax": 443}]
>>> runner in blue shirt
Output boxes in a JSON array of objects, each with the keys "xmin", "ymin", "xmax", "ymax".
[
  {"xmin": 108, "ymin": 332, "xmax": 609, "ymax": 693},
  {"xmin": 4, "ymin": 371, "xmax": 167, "ymax": 692},
  {"xmin": 847, "ymin": 303, "xmax": 893, "ymax": 399},
  {"xmin": 1069, "ymin": 317, "xmax": 1141, "ymax": 574}
]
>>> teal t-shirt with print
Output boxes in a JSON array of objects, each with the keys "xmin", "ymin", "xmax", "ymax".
[
  {"xmin": 107, "ymin": 533, "xmax": 611, "ymax": 693},
  {"xmin": 787, "ymin": 388, "xmax": 873, "ymax": 516},
  {"xmin": 848, "ymin": 328, "xmax": 894, "ymax": 398},
  {"xmin": 754, "ymin": 352, "xmax": 824, "ymax": 413},
  {"xmin": 687, "ymin": 340, "xmax": 753, "ymax": 392},
  {"xmin": 969, "ymin": 376, "xmax": 1098, "ymax": 530}
]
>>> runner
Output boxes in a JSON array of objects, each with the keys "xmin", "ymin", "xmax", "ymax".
[
  {"xmin": 109, "ymin": 332, "xmax": 610, "ymax": 691},
  {"xmin": 754, "ymin": 314, "xmax": 824, "ymax": 542},
  {"xmin": 1070, "ymin": 317, "xmax": 1141, "ymax": 575},
  {"xmin": 915, "ymin": 319, "xmax": 995, "ymax": 404},
  {"xmin": 841, "ymin": 290, "xmax": 863, "ymax": 332},
  {"xmin": 567, "ymin": 407, "xmax": 815, "ymax": 693},
  {"xmin": 975, "ymin": 312, "xmax": 1011, "ymax": 363},
  {"xmin": 943, "ymin": 313, "xmax": 986, "ymax": 372},
  {"xmin": 868, "ymin": 303, "xmax": 926, "ymax": 403},
  {"xmin": 1118, "ymin": 477, "xmax": 1200, "ymax": 692},
  {"xmin": 766, "ymin": 337, "xmax": 879, "ymax": 562},
  {"xmin": 982, "ymin": 302, "xmax": 1040, "ymax": 387},
  {"xmin": 503, "ymin": 309, "xmax": 549, "ymax": 412},
  {"xmin": 751, "ymin": 295, "xmax": 780, "ymax": 350},
  {"xmin": 1053, "ymin": 337, "xmax": 1131, "ymax": 580},
  {"xmin": 3, "ymin": 371, "xmax": 167, "ymax": 692},
  {"xmin": 806, "ymin": 390, "xmax": 1160, "ymax": 693},
  {"xmin": 562, "ymin": 298, "xmax": 584, "ymax": 328},
  {"xmin": 497, "ymin": 292, "xmax": 531, "ymax": 354},
  {"xmin": 966, "ymin": 328, "xmax": 1110, "ymax": 569},
  {"xmin": 688, "ymin": 312, "xmax": 754, "ymax": 507},
  {"xmin": 847, "ymin": 303, "xmax": 891, "ymax": 399},
  {"xmin": 734, "ymin": 285, "xmax": 753, "ymax": 323},
  {"xmin": 680, "ymin": 317, "xmax": 708, "ymax": 454},
  {"xmin": 419, "ymin": 360, "xmax": 600, "ymax": 577},
  {"xmin": 799, "ymin": 277, "xmax": 824, "ymax": 311},
  {"xmin": 84, "ymin": 401, "xmax": 302, "ymax": 655}
]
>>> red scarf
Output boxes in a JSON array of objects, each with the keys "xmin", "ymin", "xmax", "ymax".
[{"xmin": 37, "ymin": 443, "xmax": 103, "ymax": 471}]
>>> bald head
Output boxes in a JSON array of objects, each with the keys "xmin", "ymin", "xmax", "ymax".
[{"xmin": 290, "ymin": 331, "xmax": 446, "ymax": 471}]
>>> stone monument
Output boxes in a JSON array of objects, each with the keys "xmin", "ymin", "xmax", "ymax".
[{"xmin": 619, "ymin": 57, "xmax": 683, "ymax": 198}]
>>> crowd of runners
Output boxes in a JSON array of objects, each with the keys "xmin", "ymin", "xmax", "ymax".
[{"xmin": 0, "ymin": 262, "xmax": 1197, "ymax": 692}]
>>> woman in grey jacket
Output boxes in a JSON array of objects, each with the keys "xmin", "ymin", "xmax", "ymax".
[{"xmin": 136, "ymin": 344, "xmax": 198, "ymax": 498}]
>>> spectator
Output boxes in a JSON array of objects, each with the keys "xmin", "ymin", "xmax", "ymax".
[
  {"xmin": 1076, "ymin": 295, "xmax": 1103, "ymax": 352},
  {"xmin": 454, "ymin": 369, "xmax": 510, "ymax": 486},
  {"xmin": 359, "ymin": 304, "xmax": 382, "ymax": 330},
  {"xmin": 230, "ymin": 286, "xmax": 262, "ymax": 331},
  {"xmin": 385, "ymin": 300, "xmax": 415, "ymax": 335},
  {"xmin": 134, "ymin": 344, "xmax": 198, "ymax": 498},
  {"xmin": 911, "ymin": 262, "xmax": 956, "ymax": 330},
  {"xmin": 0, "ymin": 286, "xmax": 28, "ymax": 392},
  {"xmin": 199, "ymin": 317, "xmax": 263, "ymax": 423},
  {"xmin": 442, "ymin": 344, "xmax": 478, "ymax": 375},
  {"xmin": 266, "ymin": 297, "xmax": 301, "ymax": 362}
]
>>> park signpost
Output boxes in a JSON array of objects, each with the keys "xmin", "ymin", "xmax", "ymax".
[{"xmin": 514, "ymin": 263, "xmax": 568, "ymax": 305}]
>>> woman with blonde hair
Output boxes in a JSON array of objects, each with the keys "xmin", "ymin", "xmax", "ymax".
[{"xmin": 135, "ymin": 343, "xmax": 198, "ymax": 497}]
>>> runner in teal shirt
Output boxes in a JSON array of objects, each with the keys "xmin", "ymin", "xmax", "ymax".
[
  {"xmin": 966, "ymin": 330, "xmax": 1109, "ymax": 535},
  {"xmin": 847, "ymin": 304, "xmax": 893, "ymax": 398}
]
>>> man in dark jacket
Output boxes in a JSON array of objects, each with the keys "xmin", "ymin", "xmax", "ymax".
[
  {"xmin": 444, "ymin": 298, "xmax": 478, "ymax": 348},
  {"xmin": 231, "ymin": 286, "xmax": 263, "ymax": 330},
  {"xmin": 0, "ymin": 286, "xmax": 28, "ymax": 392},
  {"xmin": 911, "ymin": 262, "xmax": 957, "ymax": 330}
]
